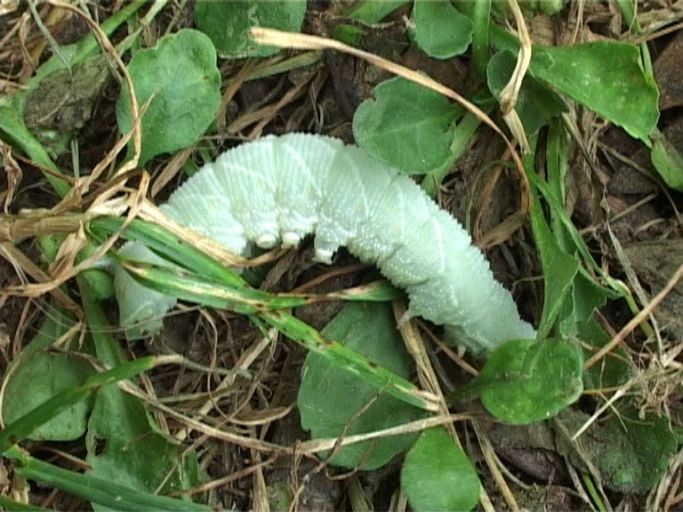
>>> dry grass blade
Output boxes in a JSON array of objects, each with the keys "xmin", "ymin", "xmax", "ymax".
[
  {"xmin": 584, "ymin": 263, "xmax": 683, "ymax": 369},
  {"xmin": 499, "ymin": 1, "xmax": 531, "ymax": 109},
  {"xmin": 150, "ymin": 148, "xmax": 193, "ymax": 199},
  {"xmin": 472, "ymin": 421, "xmax": 521, "ymax": 512},
  {"xmin": 649, "ymin": 447, "xmax": 683, "ymax": 511},
  {"xmin": 498, "ymin": 0, "xmax": 532, "ymax": 152},
  {"xmin": 44, "ymin": 0, "xmax": 141, "ymax": 177},
  {"xmin": 250, "ymin": 27, "xmax": 532, "ymax": 226},
  {"xmin": 137, "ymin": 200, "xmax": 249, "ymax": 268},
  {"xmin": 2, "ymin": 175, "xmax": 151, "ymax": 298},
  {"xmin": 120, "ymin": 376, "xmax": 470, "ymax": 455},
  {"xmin": 0, "ymin": 141, "xmax": 22, "ymax": 214},
  {"xmin": 174, "ymin": 329, "xmax": 276, "ymax": 441},
  {"xmin": 1, "ymin": 1, "xmax": 149, "ymax": 301},
  {"xmin": 394, "ymin": 303, "xmax": 503, "ymax": 512},
  {"xmin": 0, "ymin": 242, "xmax": 81, "ymax": 314},
  {"xmin": 0, "ymin": 212, "xmax": 87, "ymax": 243},
  {"xmin": 575, "ymin": 343, "xmax": 682, "ymax": 442}
]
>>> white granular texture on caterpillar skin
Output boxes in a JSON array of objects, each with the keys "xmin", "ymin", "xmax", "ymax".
[{"xmin": 114, "ymin": 133, "xmax": 536, "ymax": 353}]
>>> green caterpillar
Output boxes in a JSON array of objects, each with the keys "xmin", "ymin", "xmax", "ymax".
[{"xmin": 115, "ymin": 134, "xmax": 535, "ymax": 353}]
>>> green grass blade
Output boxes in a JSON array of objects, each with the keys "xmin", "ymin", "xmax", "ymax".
[
  {"xmin": 327, "ymin": 280, "xmax": 402, "ymax": 302},
  {"xmin": 12, "ymin": 454, "xmax": 208, "ymax": 512},
  {"xmin": 471, "ymin": 0, "xmax": 492, "ymax": 77},
  {"xmin": 0, "ymin": 356, "xmax": 158, "ymax": 453},
  {"xmin": 119, "ymin": 259, "xmax": 310, "ymax": 312},
  {"xmin": 0, "ymin": 101, "xmax": 70, "ymax": 196},
  {"xmin": 120, "ymin": 258, "xmax": 402, "ymax": 310},
  {"xmin": 91, "ymin": 217, "xmax": 403, "ymax": 305},
  {"xmin": 0, "ymin": 495, "xmax": 50, "ymax": 511},
  {"xmin": 88, "ymin": 216, "xmax": 246, "ymax": 287},
  {"xmin": 263, "ymin": 310, "xmax": 436, "ymax": 411}
]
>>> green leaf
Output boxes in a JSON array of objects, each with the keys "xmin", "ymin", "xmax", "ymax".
[
  {"xmin": 0, "ymin": 355, "xmax": 161, "ymax": 454},
  {"xmin": 2, "ymin": 310, "xmax": 94, "ymax": 442},
  {"xmin": 24, "ymin": 55, "xmax": 110, "ymax": 151},
  {"xmin": 651, "ymin": 131, "xmax": 683, "ymax": 191},
  {"xmin": 528, "ymin": 171, "xmax": 620, "ymax": 296},
  {"xmin": 556, "ymin": 268, "xmax": 611, "ymax": 338},
  {"xmin": 577, "ymin": 319, "xmax": 630, "ymax": 390},
  {"xmin": 194, "ymin": 0, "xmax": 307, "ymax": 58},
  {"xmin": 401, "ymin": 428, "xmax": 480, "ymax": 511},
  {"xmin": 86, "ymin": 386, "xmax": 202, "ymax": 511},
  {"xmin": 116, "ymin": 29, "xmax": 221, "ymax": 164},
  {"xmin": 531, "ymin": 126, "xmax": 617, "ymax": 338},
  {"xmin": 3, "ymin": 351, "xmax": 94, "ymax": 442},
  {"xmin": 78, "ymin": 280, "xmax": 202, "ymax": 510},
  {"xmin": 353, "ymin": 77, "xmax": 461, "ymax": 174},
  {"xmin": 487, "ymin": 50, "xmax": 567, "ymax": 135},
  {"xmin": 491, "ymin": 30, "xmax": 659, "ymax": 143},
  {"xmin": 599, "ymin": 413, "xmax": 678, "ymax": 493},
  {"xmin": 421, "ymin": 109, "xmax": 484, "ymax": 197},
  {"xmin": 533, "ymin": 42, "xmax": 659, "ymax": 143},
  {"xmin": 12, "ymin": 451, "xmax": 209, "ymax": 512},
  {"xmin": 298, "ymin": 303, "xmax": 424, "ymax": 470},
  {"xmin": 411, "ymin": 0, "xmax": 472, "ymax": 59},
  {"xmin": 478, "ymin": 338, "xmax": 583, "ymax": 424},
  {"xmin": 529, "ymin": 189, "xmax": 579, "ymax": 338},
  {"xmin": 556, "ymin": 409, "xmax": 678, "ymax": 493}
]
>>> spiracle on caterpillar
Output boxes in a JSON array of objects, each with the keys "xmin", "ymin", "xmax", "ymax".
[{"xmin": 114, "ymin": 133, "xmax": 536, "ymax": 354}]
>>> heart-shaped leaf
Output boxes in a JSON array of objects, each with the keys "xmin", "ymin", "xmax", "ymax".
[
  {"xmin": 411, "ymin": 0, "xmax": 472, "ymax": 59},
  {"xmin": 478, "ymin": 338, "xmax": 583, "ymax": 424},
  {"xmin": 353, "ymin": 77, "xmax": 461, "ymax": 174},
  {"xmin": 401, "ymin": 428, "xmax": 480, "ymax": 511},
  {"xmin": 116, "ymin": 29, "xmax": 221, "ymax": 164}
]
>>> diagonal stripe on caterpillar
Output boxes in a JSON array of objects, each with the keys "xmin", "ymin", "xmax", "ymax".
[{"xmin": 114, "ymin": 133, "xmax": 536, "ymax": 353}]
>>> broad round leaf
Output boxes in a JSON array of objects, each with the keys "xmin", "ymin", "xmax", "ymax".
[
  {"xmin": 194, "ymin": 1, "xmax": 307, "ymax": 58},
  {"xmin": 116, "ymin": 29, "xmax": 221, "ymax": 164},
  {"xmin": 298, "ymin": 303, "xmax": 424, "ymax": 470},
  {"xmin": 401, "ymin": 428, "xmax": 480, "ymax": 511},
  {"xmin": 479, "ymin": 338, "xmax": 583, "ymax": 424},
  {"xmin": 4, "ymin": 351, "xmax": 94, "ymax": 441},
  {"xmin": 353, "ymin": 77, "xmax": 461, "ymax": 174},
  {"xmin": 411, "ymin": 0, "xmax": 472, "ymax": 59}
]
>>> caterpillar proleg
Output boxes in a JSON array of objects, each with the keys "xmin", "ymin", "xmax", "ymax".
[{"xmin": 114, "ymin": 133, "xmax": 536, "ymax": 353}]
